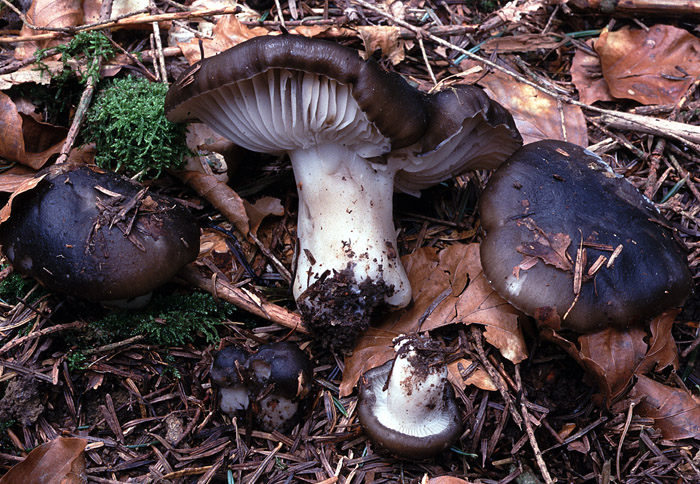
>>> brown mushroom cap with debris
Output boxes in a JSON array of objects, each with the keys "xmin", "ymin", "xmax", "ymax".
[
  {"xmin": 0, "ymin": 164, "xmax": 200, "ymax": 302},
  {"xmin": 165, "ymin": 35, "xmax": 521, "ymax": 350},
  {"xmin": 479, "ymin": 140, "xmax": 692, "ymax": 332}
]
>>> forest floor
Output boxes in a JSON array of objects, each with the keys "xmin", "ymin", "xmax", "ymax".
[{"xmin": 0, "ymin": 0, "xmax": 699, "ymax": 483}]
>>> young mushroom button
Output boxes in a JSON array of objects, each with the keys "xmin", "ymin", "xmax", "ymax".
[
  {"xmin": 211, "ymin": 342, "xmax": 313, "ymax": 432},
  {"xmin": 357, "ymin": 334, "xmax": 461, "ymax": 459},
  {"xmin": 165, "ymin": 35, "xmax": 522, "ymax": 350},
  {"xmin": 479, "ymin": 140, "xmax": 692, "ymax": 332},
  {"xmin": 0, "ymin": 164, "xmax": 200, "ymax": 305}
]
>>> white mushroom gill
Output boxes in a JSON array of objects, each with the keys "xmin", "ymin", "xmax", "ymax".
[
  {"xmin": 370, "ymin": 347, "xmax": 453, "ymax": 437},
  {"xmin": 187, "ymin": 69, "xmax": 412, "ymax": 308}
]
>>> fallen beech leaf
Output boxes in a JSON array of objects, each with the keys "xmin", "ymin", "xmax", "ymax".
[
  {"xmin": 340, "ymin": 244, "xmax": 527, "ymax": 397},
  {"xmin": 578, "ymin": 327, "xmax": 648, "ymax": 402},
  {"xmin": 0, "ymin": 92, "xmax": 67, "ymax": 169},
  {"xmin": 570, "ymin": 40, "xmax": 615, "ymax": 105},
  {"xmin": 637, "ymin": 310, "xmax": 680, "ymax": 374},
  {"xmin": 177, "ymin": 170, "xmax": 250, "ymax": 235},
  {"xmin": 595, "ymin": 25, "xmax": 700, "ymax": 105},
  {"xmin": 357, "ymin": 25, "xmax": 406, "ymax": 65},
  {"xmin": 245, "ymin": 196, "xmax": 284, "ymax": 236},
  {"xmin": 178, "ymin": 15, "xmax": 268, "ymax": 64},
  {"xmin": 628, "ymin": 375, "xmax": 700, "ymax": 440},
  {"xmin": 516, "ymin": 219, "xmax": 573, "ymax": 272},
  {"xmin": 0, "ymin": 61, "xmax": 64, "ymax": 91},
  {"xmin": 0, "ymin": 437, "xmax": 87, "ymax": 484},
  {"xmin": 420, "ymin": 244, "xmax": 528, "ymax": 365},
  {"xmin": 0, "ymin": 173, "xmax": 48, "ymax": 224},
  {"xmin": 15, "ymin": 0, "xmax": 84, "ymax": 60},
  {"xmin": 476, "ymin": 68, "xmax": 588, "ymax": 146},
  {"xmin": 428, "ymin": 477, "xmax": 472, "ymax": 484},
  {"xmin": 448, "ymin": 358, "xmax": 496, "ymax": 391}
]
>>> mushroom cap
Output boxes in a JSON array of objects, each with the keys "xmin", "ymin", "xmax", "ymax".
[
  {"xmin": 0, "ymin": 164, "xmax": 200, "ymax": 301},
  {"xmin": 394, "ymin": 85, "xmax": 523, "ymax": 195},
  {"xmin": 357, "ymin": 336, "xmax": 461, "ymax": 459},
  {"xmin": 164, "ymin": 34, "xmax": 428, "ymax": 155},
  {"xmin": 247, "ymin": 342, "xmax": 313, "ymax": 401},
  {"xmin": 210, "ymin": 346, "xmax": 248, "ymax": 387},
  {"xmin": 479, "ymin": 140, "xmax": 692, "ymax": 332}
]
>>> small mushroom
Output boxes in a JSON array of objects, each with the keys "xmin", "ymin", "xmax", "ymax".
[
  {"xmin": 479, "ymin": 140, "xmax": 692, "ymax": 332},
  {"xmin": 0, "ymin": 164, "xmax": 200, "ymax": 304},
  {"xmin": 165, "ymin": 35, "xmax": 521, "ymax": 348},
  {"xmin": 357, "ymin": 334, "xmax": 461, "ymax": 459},
  {"xmin": 210, "ymin": 342, "xmax": 313, "ymax": 431}
]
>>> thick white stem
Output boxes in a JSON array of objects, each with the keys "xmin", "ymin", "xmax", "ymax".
[{"xmin": 290, "ymin": 144, "xmax": 411, "ymax": 309}]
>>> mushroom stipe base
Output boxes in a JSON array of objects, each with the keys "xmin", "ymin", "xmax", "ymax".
[{"xmin": 296, "ymin": 264, "xmax": 393, "ymax": 353}]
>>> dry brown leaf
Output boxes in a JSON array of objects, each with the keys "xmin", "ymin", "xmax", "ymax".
[
  {"xmin": 637, "ymin": 310, "xmax": 680, "ymax": 374},
  {"xmin": 0, "ymin": 437, "xmax": 87, "ymax": 484},
  {"xmin": 177, "ymin": 170, "xmax": 250, "ymax": 235},
  {"xmin": 482, "ymin": 33, "xmax": 563, "ymax": 53},
  {"xmin": 595, "ymin": 25, "xmax": 700, "ymax": 105},
  {"xmin": 448, "ymin": 358, "xmax": 497, "ymax": 391},
  {"xmin": 0, "ymin": 91, "xmax": 67, "ymax": 169},
  {"xmin": 14, "ymin": 0, "xmax": 84, "ymax": 60},
  {"xmin": 627, "ymin": 375, "xmax": 700, "ymax": 440},
  {"xmin": 516, "ymin": 219, "xmax": 573, "ymax": 272},
  {"xmin": 476, "ymin": 68, "xmax": 588, "ymax": 146},
  {"xmin": 0, "ymin": 172, "xmax": 47, "ymax": 224},
  {"xmin": 178, "ymin": 15, "xmax": 268, "ymax": 64},
  {"xmin": 570, "ymin": 40, "xmax": 615, "ymax": 105},
  {"xmin": 578, "ymin": 327, "xmax": 648, "ymax": 402},
  {"xmin": 356, "ymin": 25, "xmax": 406, "ymax": 65},
  {"xmin": 420, "ymin": 244, "xmax": 528, "ymax": 365},
  {"xmin": 0, "ymin": 61, "xmax": 64, "ymax": 91},
  {"xmin": 428, "ymin": 477, "xmax": 473, "ymax": 484}
]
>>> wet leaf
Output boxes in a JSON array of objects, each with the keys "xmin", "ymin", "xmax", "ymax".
[
  {"xmin": 476, "ymin": 68, "xmax": 588, "ymax": 146},
  {"xmin": 628, "ymin": 375, "xmax": 700, "ymax": 440},
  {"xmin": 14, "ymin": 0, "xmax": 84, "ymax": 60},
  {"xmin": 0, "ymin": 437, "xmax": 87, "ymax": 484},
  {"xmin": 0, "ymin": 91, "xmax": 67, "ymax": 169},
  {"xmin": 570, "ymin": 40, "xmax": 615, "ymax": 105},
  {"xmin": 594, "ymin": 25, "xmax": 700, "ymax": 105},
  {"xmin": 340, "ymin": 243, "xmax": 527, "ymax": 397}
]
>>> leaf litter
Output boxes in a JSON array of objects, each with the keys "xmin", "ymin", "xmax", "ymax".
[{"xmin": 0, "ymin": 0, "xmax": 699, "ymax": 483}]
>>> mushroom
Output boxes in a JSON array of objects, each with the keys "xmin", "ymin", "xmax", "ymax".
[
  {"xmin": 479, "ymin": 140, "xmax": 692, "ymax": 332},
  {"xmin": 357, "ymin": 334, "xmax": 461, "ymax": 459},
  {"xmin": 165, "ymin": 35, "xmax": 521, "ymax": 348},
  {"xmin": 0, "ymin": 164, "xmax": 200, "ymax": 305},
  {"xmin": 210, "ymin": 342, "xmax": 313, "ymax": 431}
]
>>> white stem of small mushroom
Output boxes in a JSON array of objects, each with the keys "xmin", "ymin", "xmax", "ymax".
[
  {"xmin": 384, "ymin": 351, "xmax": 449, "ymax": 432},
  {"xmin": 289, "ymin": 143, "xmax": 411, "ymax": 309}
]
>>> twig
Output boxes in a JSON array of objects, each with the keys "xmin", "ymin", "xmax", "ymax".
[
  {"xmin": 178, "ymin": 264, "xmax": 308, "ymax": 333},
  {"xmin": 514, "ymin": 364, "xmax": 553, "ymax": 484},
  {"xmin": 148, "ymin": 0, "xmax": 168, "ymax": 83},
  {"xmin": 0, "ymin": 321, "xmax": 87, "ymax": 355},
  {"xmin": 248, "ymin": 231, "xmax": 293, "ymax": 285}
]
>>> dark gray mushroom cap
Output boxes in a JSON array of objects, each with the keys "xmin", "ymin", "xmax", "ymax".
[
  {"xmin": 479, "ymin": 140, "xmax": 692, "ymax": 332},
  {"xmin": 247, "ymin": 342, "xmax": 313, "ymax": 401},
  {"xmin": 357, "ymin": 336, "xmax": 461, "ymax": 459},
  {"xmin": 0, "ymin": 164, "xmax": 200, "ymax": 301},
  {"xmin": 394, "ymin": 84, "xmax": 522, "ymax": 195},
  {"xmin": 165, "ymin": 34, "xmax": 428, "ymax": 151},
  {"xmin": 210, "ymin": 346, "xmax": 248, "ymax": 387}
]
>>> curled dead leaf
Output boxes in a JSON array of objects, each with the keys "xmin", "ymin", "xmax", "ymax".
[
  {"xmin": 0, "ymin": 437, "xmax": 87, "ymax": 484},
  {"xmin": 14, "ymin": 0, "xmax": 84, "ymax": 60},
  {"xmin": 447, "ymin": 358, "xmax": 497, "ymax": 392},
  {"xmin": 627, "ymin": 375, "xmax": 700, "ymax": 440},
  {"xmin": 570, "ymin": 40, "xmax": 614, "ymax": 105},
  {"xmin": 356, "ymin": 25, "xmax": 406, "ymax": 65}
]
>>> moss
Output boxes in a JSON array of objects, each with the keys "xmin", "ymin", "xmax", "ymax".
[
  {"xmin": 92, "ymin": 291, "xmax": 235, "ymax": 346},
  {"xmin": 84, "ymin": 77, "xmax": 189, "ymax": 179},
  {"xmin": 0, "ymin": 271, "xmax": 45, "ymax": 306}
]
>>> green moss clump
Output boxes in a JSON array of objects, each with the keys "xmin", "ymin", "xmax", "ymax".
[
  {"xmin": 84, "ymin": 77, "xmax": 189, "ymax": 179},
  {"xmin": 93, "ymin": 291, "xmax": 235, "ymax": 346},
  {"xmin": 0, "ymin": 272, "xmax": 45, "ymax": 306}
]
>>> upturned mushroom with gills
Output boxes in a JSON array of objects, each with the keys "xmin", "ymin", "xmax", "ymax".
[
  {"xmin": 357, "ymin": 334, "xmax": 462, "ymax": 459},
  {"xmin": 165, "ymin": 35, "xmax": 521, "ymax": 349},
  {"xmin": 479, "ymin": 140, "xmax": 692, "ymax": 332}
]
